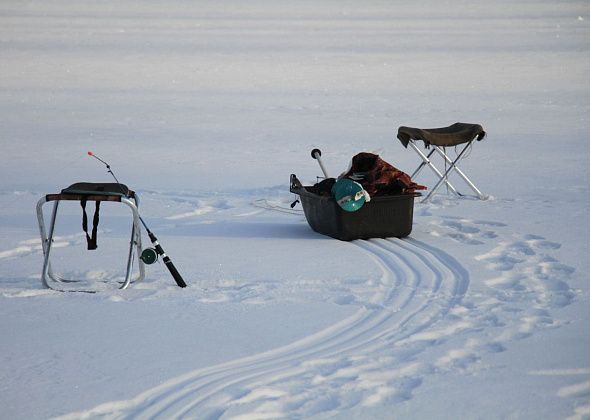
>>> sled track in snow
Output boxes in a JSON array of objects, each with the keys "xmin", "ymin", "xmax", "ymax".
[{"xmin": 64, "ymin": 238, "xmax": 469, "ymax": 419}]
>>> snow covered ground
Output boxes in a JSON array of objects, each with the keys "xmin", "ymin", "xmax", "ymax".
[{"xmin": 1, "ymin": 0, "xmax": 589, "ymax": 418}]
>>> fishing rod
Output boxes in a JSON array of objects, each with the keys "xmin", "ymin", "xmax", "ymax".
[{"xmin": 88, "ymin": 151, "xmax": 187, "ymax": 288}]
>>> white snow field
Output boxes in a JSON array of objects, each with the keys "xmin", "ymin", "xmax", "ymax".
[{"xmin": 1, "ymin": 1, "xmax": 589, "ymax": 419}]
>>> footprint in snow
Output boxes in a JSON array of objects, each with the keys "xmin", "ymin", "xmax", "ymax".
[
  {"xmin": 428, "ymin": 216, "xmax": 504, "ymax": 245},
  {"xmin": 476, "ymin": 235, "xmax": 574, "ymax": 309}
]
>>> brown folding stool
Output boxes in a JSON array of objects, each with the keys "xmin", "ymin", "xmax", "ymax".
[{"xmin": 397, "ymin": 122, "xmax": 488, "ymax": 202}]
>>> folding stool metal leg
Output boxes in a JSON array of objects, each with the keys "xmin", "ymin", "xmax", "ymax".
[
  {"xmin": 37, "ymin": 200, "xmax": 81, "ymax": 284},
  {"xmin": 120, "ymin": 196, "xmax": 145, "ymax": 289},
  {"xmin": 39, "ymin": 200, "xmax": 58, "ymax": 289},
  {"xmin": 431, "ymin": 145, "xmax": 486, "ymax": 200},
  {"xmin": 410, "ymin": 146, "xmax": 435, "ymax": 178},
  {"xmin": 408, "ymin": 141, "xmax": 460, "ymax": 196},
  {"xmin": 422, "ymin": 141, "xmax": 485, "ymax": 202}
]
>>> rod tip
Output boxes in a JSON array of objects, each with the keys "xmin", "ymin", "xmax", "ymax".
[{"xmin": 87, "ymin": 151, "xmax": 93, "ymax": 156}]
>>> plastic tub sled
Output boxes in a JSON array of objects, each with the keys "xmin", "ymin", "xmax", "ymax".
[{"xmin": 290, "ymin": 174, "xmax": 419, "ymax": 241}]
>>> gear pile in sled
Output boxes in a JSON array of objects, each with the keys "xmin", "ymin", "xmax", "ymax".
[{"xmin": 290, "ymin": 150, "xmax": 424, "ymax": 241}]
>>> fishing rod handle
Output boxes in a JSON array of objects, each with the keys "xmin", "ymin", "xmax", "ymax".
[{"xmin": 163, "ymin": 257, "xmax": 187, "ymax": 288}]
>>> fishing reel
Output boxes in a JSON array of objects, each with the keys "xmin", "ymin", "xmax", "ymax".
[{"xmin": 140, "ymin": 247, "xmax": 159, "ymax": 265}]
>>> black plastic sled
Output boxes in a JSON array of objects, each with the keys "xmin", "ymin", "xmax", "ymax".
[{"xmin": 290, "ymin": 174, "xmax": 419, "ymax": 241}]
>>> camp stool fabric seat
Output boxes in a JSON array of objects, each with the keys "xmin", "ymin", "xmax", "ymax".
[
  {"xmin": 397, "ymin": 122, "xmax": 488, "ymax": 202},
  {"xmin": 36, "ymin": 182, "xmax": 145, "ymax": 290}
]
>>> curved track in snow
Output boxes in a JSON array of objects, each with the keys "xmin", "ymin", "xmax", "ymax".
[{"xmin": 62, "ymin": 238, "xmax": 469, "ymax": 419}]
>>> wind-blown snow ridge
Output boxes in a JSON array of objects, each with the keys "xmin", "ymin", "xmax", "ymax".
[
  {"xmin": 0, "ymin": 233, "xmax": 84, "ymax": 260},
  {"xmin": 56, "ymin": 238, "xmax": 469, "ymax": 419}
]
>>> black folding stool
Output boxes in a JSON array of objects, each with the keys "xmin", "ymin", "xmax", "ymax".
[
  {"xmin": 36, "ymin": 183, "xmax": 145, "ymax": 290},
  {"xmin": 397, "ymin": 122, "xmax": 488, "ymax": 203}
]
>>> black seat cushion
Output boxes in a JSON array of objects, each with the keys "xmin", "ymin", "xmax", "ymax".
[
  {"xmin": 61, "ymin": 182, "xmax": 130, "ymax": 197},
  {"xmin": 397, "ymin": 122, "xmax": 486, "ymax": 148}
]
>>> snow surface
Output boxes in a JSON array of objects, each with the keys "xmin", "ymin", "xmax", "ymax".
[{"xmin": 1, "ymin": 0, "xmax": 589, "ymax": 419}]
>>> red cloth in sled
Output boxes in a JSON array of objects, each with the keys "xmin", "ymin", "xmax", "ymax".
[{"xmin": 342, "ymin": 152, "xmax": 426, "ymax": 196}]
